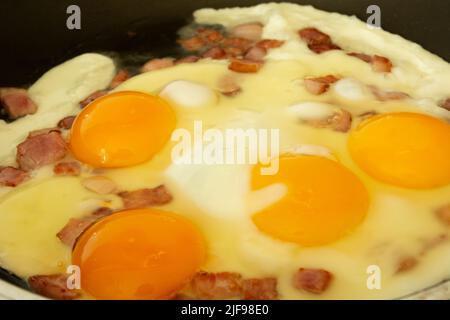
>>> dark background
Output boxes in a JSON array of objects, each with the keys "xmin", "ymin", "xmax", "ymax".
[{"xmin": 0, "ymin": 0, "xmax": 449, "ymax": 87}]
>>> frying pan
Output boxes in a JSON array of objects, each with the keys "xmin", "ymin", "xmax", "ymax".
[{"xmin": 0, "ymin": 0, "xmax": 449, "ymax": 299}]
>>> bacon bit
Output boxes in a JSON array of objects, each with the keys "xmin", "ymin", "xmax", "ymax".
[
  {"xmin": 27, "ymin": 127, "xmax": 61, "ymax": 138},
  {"xmin": 224, "ymin": 46, "xmax": 245, "ymax": 58},
  {"xmin": 436, "ymin": 204, "xmax": 450, "ymax": 226},
  {"xmin": 17, "ymin": 131, "xmax": 67, "ymax": 171},
  {"xmin": 347, "ymin": 52, "xmax": 373, "ymax": 63},
  {"xmin": 307, "ymin": 108, "xmax": 352, "ymax": 133},
  {"xmin": 109, "ymin": 69, "xmax": 130, "ymax": 89},
  {"xmin": 28, "ymin": 274, "xmax": 81, "ymax": 300},
  {"xmin": 190, "ymin": 272, "xmax": 243, "ymax": 299},
  {"xmin": 202, "ymin": 47, "xmax": 227, "ymax": 59},
  {"xmin": 57, "ymin": 207, "xmax": 113, "ymax": 248},
  {"xmin": 230, "ymin": 22, "xmax": 263, "ymax": 41},
  {"xmin": 0, "ymin": 166, "xmax": 29, "ymax": 187},
  {"xmin": 244, "ymin": 46, "xmax": 267, "ymax": 62},
  {"xmin": 293, "ymin": 268, "xmax": 333, "ymax": 294},
  {"xmin": 217, "ymin": 75, "xmax": 242, "ymax": 97},
  {"xmin": 298, "ymin": 27, "xmax": 341, "ymax": 54},
  {"xmin": 228, "ymin": 59, "xmax": 263, "ymax": 73},
  {"xmin": 57, "ymin": 116, "xmax": 76, "ymax": 130},
  {"xmin": 222, "ymin": 37, "xmax": 253, "ymax": 51},
  {"xmin": 438, "ymin": 98, "xmax": 450, "ymax": 111},
  {"xmin": 79, "ymin": 90, "xmax": 108, "ymax": 108},
  {"xmin": 396, "ymin": 256, "xmax": 418, "ymax": 273},
  {"xmin": 369, "ymin": 86, "xmax": 410, "ymax": 101},
  {"xmin": 0, "ymin": 88, "xmax": 38, "ymax": 119},
  {"xmin": 371, "ymin": 55, "xmax": 393, "ymax": 73},
  {"xmin": 118, "ymin": 185, "xmax": 173, "ymax": 209},
  {"xmin": 141, "ymin": 57, "xmax": 175, "ymax": 73},
  {"xmin": 256, "ymin": 39, "xmax": 285, "ymax": 50},
  {"xmin": 179, "ymin": 36, "xmax": 206, "ymax": 51},
  {"xmin": 197, "ymin": 28, "xmax": 224, "ymax": 43},
  {"xmin": 53, "ymin": 161, "xmax": 81, "ymax": 176},
  {"xmin": 304, "ymin": 75, "xmax": 339, "ymax": 95},
  {"xmin": 82, "ymin": 176, "xmax": 117, "ymax": 194},
  {"xmin": 175, "ymin": 55, "xmax": 200, "ymax": 64},
  {"xmin": 242, "ymin": 278, "xmax": 278, "ymax": 300}
]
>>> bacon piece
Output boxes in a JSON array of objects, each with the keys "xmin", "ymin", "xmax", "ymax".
[
  {"xmin": 197, "ymin": 28, "xmax": 224, "ymax": 43},
  {"xmin": 224, "ymin": 46, "xmax": 246, "ymax": 58},
  {"xmin": 298, "ymin": 27, "xmax": 341, "ymax": 54},
  {"xmin": 369, "ymin": 86, "xmax": 410, "ymax": 101},
  {"xmin": 436, "ymin": 204, "xmax": 450, "ymax": 226},
  {"xmin": 307, "ymin": 108, "xmax": 352, "ymax": 133},
  {"xmin": 228, "ymin": 59, "xmax": 263, "ymax": 73},
  {"xmin": 438, "ymin": 98, "xmax": 450, "ymax": 111},
  {"xmin": 222, "ymin": 37, "xmax": 253, "ymax": 51},
  {"xmin": 190, "ymin": 272, "xmax": 243, "ymax": 299},
  {"xmin": 217, "ymin": 75, "xmax": 241, "ymax": 97},
  {"xmin": 16, "ymin": 131, "xmax": 67, "ymax": 171},
  {"xmin": 118, "ymin": 185, "xmax": 173, "ymax": 209},
  {"xmin": 79, "ymin": 90, "xmax": 107, "ymax": 108},
  {"xmin": 242, "ymin": 278, "xmax": 278, "ymax": 300},
  {"xmin": 230, "ymin": 22, "xmax": 263, "ymax": 41},
  {"xmin": 82, "ymin": 176, "xmax": 117, "ymax": 194},
  {"xmin": 57, "ymin": 116, "xmax": 76, "ymax": 130},
  {"xmin": 110, "ymin": 69, "xmax": 130, "ymax": 89},
  {"xmin": 0, "ymin": 166, "xmax": 29, "ymax": 187},
  {"xmin": 57, "ymin": 207, "xmax": 113, "ymax": 248},
  {"xmin": 28, "ymin": 127, "xmax": 61, "ymax": 138},
  {"xmin": 179, "ymin": 36, "xmax": 206, "ymax": 51},
  {"xmin": 256, "ymin": 39, "xmax": 285, "ymax": 50},
  {"xmin": 202, "ymin": 47, "xmax": 227, "ymax": 59},
  {"xmin": 304, "ymin": 75, "xmax": 339, "ymax": 95},
  {"xmin": 293, "ymin": 268, "xmax": 333, "ymax": 294},
  {"xmin": 175, "ymin": 55, "xmax": 200, "ymax": 64},
  {"xmin": 371, "ymin": 55, "xmax": 393, "ymax": 73},
  {"xmin": 28, "ymin": 274, "xmax": 81, "ymax": 300},
  {"xmin": 347, "ymin": 52, "xmax": 373, "ymax": 63},
  {"xmin": 396, "ymin": 256, "xmax": 418, "ymax": 273},
  {"xmin": 53, "ymin": 161, "xmax": 81, "ymax": 176},
  {"xmin": 0, "ymin": 88, "xmax": 37, "ymax": 119},
  {"xmin": 244, "ymin": 46, "xmax": 267, "ymax": 62},
  {"xmin": 141, "ymin": 58, "xmax": 175, "ymax": 73}
]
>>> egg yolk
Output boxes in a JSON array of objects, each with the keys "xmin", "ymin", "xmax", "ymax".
[
  {"xmin": 348, "ymin": 112, "xmax": 450, "ymax": 189},
  {"xmin": 72, "ymin": 209, "xmax": 205, "ymax": 300},
  {"xmin": 70, "ymin": 91, "xmax": 176, "ymax": 168},
  {"xmin": 251, "ymin": 156, "xmax": 369, "ymax": 246}
]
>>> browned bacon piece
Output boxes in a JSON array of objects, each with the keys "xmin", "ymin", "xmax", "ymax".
[
  {"xmin": 438, "ymin": 98, "xmax": 450, "ymax": 111},
  {"xmin": 347, "ymin": 52, "xmax": 373, "ymax": 63},
  {"xmin": 16, "ymin": 131, "xmax": 67, "ymax": 171},
  {"xmin": 436, "ymin": 204, "xmax": 450, "ymax": 226},
  {"xmin": 190, "ymin": 272, "xmax": 244, "ymax": 299},
  {"xmin": 197, "ymin": 28, "xmax": 224, "ymax": 43},
  {"xmin": 202, "ymin": 47, "xmax": 227, "ymax": 59},
  {"xmin": 178, "ymin": 36, "xmax": 206, "ymax": 52},
  {"xmin": 298, "ymin": 27, "xmax": 341, "ymax": 54},
  {"xmin": 244, "ymin": 46, "xmax": 267, "ymax": 62},
  {"xmin": 217, "ymin": 75, "xmax": 242, "ymax": 97},
  {"xmin": 369, "ymin": 86, "xmax": 410, "ymax": 101},
  {"xmin": 255, "ymin": 39, "xmax": 285, "ymax": 50},
  {"xmin": 242, "ymin": 278, "xmax": 278, "ymax": 300},
  {"xmin": 57, "ymin": 116, "xmax": 76, "ymax": 130},
  {"xmin": 228, "ymin": 59, "xmax": 263, "ymax": 73},
  {"xmin": 27, "ymin": 127, "xmax": 61, "ymax": 138},
  {"xmin": 28, "ymin": 274, "xmax": 81, "ymax": 300},
  {"xmin": 293, "ymin": 268, "xmax": 333, "ymax": 294},
  {"xmin": 230, "ymin": 22, "xmax": 263, "ymax": 41},
  {"xmin": 222, "ymin": 37, "xmax": 253, "ymax": 52},
  {"xmin": 396, "ymin": 256, "xmax": 418, "ymax": 273},
  {"xmin": 307, "ymin": 108, "xmax": 352, "ymax": 133},
  {"xmin": 0, "ymin": 166, "xmax": 29, "ymax": 187},
  {"xmin": 79, "ymin": 90, "xmax": 108, "ymax": 108},
  {"xmin": 141, "ymin": 57, "xmax": 175, "ymax": 73},
  {"xmin": 53, "ymin": 161, "xmax": 81, "ymax": 176},
  {"xmin": 109, "ymin": 69, "xmax": 130, "ymax": 89},
  {"xmin": 371, "ymin": 55, "xmax": 393, "ymax": 73},
  {"xmin": 304, "ymin": 75, "xmax": 339, "ymax": 95},
  {"xmin": 56, "ymin": 207, "xmax": 113, "ymax": 248},
  {"xmin": 118, "ymin": 185, "xmax": 173, "ymax": 209},
  {"xmin": 0, "ymin": 88, "xmax": 37, "ymax": 119}
]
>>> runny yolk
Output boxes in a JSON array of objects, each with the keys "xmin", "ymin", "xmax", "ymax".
[
  {"xmin": 348, "ymin": 112, "xmax": 450, "ymax": 189},
  {"xmin": 251, "ymin": 155, "xmax": 369, "ymax": 246},
  {"xmin": 70, "ymin": 91, "xmax": 176, "ymax": 168},
  {"xmin": 72, "ymin": 209, "xmax": 205, "ymax": 300}
]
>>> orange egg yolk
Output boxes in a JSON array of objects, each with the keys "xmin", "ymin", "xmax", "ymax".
[
  {"xmin": 348, "ymin": 112, "xmax": 450, "ymax": 189},
  {"xmin": 251, "ymin": 156, "xmax": 369, "ymax": 246},
  {"xmin": 72, "ymin": 209, "xmax": 205, "ymax": 300},
  {"xmin": 70, "ymin": 91, "xmax": 176, "ymax": 168}
]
